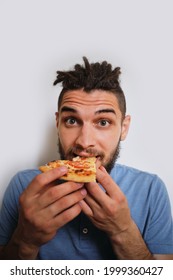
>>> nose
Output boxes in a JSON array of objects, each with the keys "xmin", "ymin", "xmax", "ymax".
[{"xmin": 75, "ymin": 123, "xmax": 95, "ymax": 150}]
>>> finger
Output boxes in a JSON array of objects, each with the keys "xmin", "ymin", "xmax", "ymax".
[
  {"xmin": 39, "ymin": 182, "xmax": 84, "ymax": 208},
  {"xmin": 32, "ymin": 188, "xmax": 87, "ymax": 227},
  {"xmin": 26, "ymin": 167, "xmax": 68, "ymax": 195},
  {"xmin": 85, "ymin": 182, "xmax": 110, "ymax": 206},
  {"xmin": 51, "ymin": 204, "xmax": 82, "ymax": 230},
  {"xmin": 96, "ymin": 166, "xmax": 123, "ymax": 198},
  {"xmin": 45, "ymin": 188, "xmax": 87, "ymax": 217},
  {"xmin": 79, "ymin": 199, "xmax": 93, "ymax": 216},
  {"xmin": 84, "ymin": 190, "xmax": 100, "ymax": 208}
]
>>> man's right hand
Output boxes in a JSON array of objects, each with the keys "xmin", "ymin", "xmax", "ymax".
[{"xmin": 0, "ymin": 167, "xmax": 87, "ymax": 259}]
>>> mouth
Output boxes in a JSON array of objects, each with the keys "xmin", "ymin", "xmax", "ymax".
[
  {"xmin": 66, "ymin": 147, "xmax": 104, "ymax": 161},
  {"xmin": 72, "ymin": 152, "xmax": 94, "ymax": 158},
  {"xmin": 72, "ymin": 150, "xmax": 99, "ymax": 156},
  {"xmin": 70, "ymin": 153, "xmax": 102, "ymax": 168},
  {"xmin": 72, "ymin": 152, "xmax": 103, "ymax": 163}
]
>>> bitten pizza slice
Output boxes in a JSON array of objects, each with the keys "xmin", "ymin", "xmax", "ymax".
[{"xmin": 39, "ymin": 156, "xmax": 96, "ymax": 183}]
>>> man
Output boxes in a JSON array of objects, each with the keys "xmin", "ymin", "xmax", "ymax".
[{"xmin": 0, "ymin": 57, "xmax": 173, "ymax": 259}]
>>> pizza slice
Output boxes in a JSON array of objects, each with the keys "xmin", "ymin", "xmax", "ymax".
[{"xmin": 39, "ymin": 156, "xmax": 96, "ymax": 183}]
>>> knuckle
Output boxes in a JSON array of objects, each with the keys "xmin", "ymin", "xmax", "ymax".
[
  {"xmin": 73, "ymin": 204, "xmax": 82, "ymax": 216},
  {"xmin": 30, "ymin": 215, "xmax": 46, "ymax": 232},
  {"xmin": 63, "ymin": 205, "xmax": 81, "ymax": 222},
  {"xmin": 61, "ymin": 191, "xmax": 82, "ymax": 209},
  {"xmin": 19, "ymin": 192, "xmax": 30, "ymax": 209},
  {"xmin": 107, "ymin": 206, "xmax": 115, "ymax": 216},
  {"xmin": 50, "ymin": 168, "xmax": 59, "ymax": 176},
  {"xmin": 48, "ymin": 187, "xmax": 59, "ymax": 199},
  {"xmin": 105, "ymin": 201, "xmax": 116, "ymax": 216},
  {"xmin": 57, "ymin": 197, "xmax": 71, "ymax": 213},
  {"xmin": 68, "ymin": 181, "xmax": 82, "ymax": 191},
  {"xmin": 34, "ymin": 174, "xmax": 46, "ymax": 186},
  {"xmin": 41, "ymin": 221, "xmax": 53, "ymax": 234},
  {"xmin": 116, "ymin": 194, "xmax": 127, "ymax": 205},
  {"xmin": 98, "ymin": 171, "xmax": 110, "ymax": 185},
  {"xmin": 87, "ymin": 184, "xmax": 98, "ymax": 196},
  {"xmin": 51, "ymin": 167, "xmax": 67, "ymax": 177},
  {"xmin": 22, "ymin": 207, "xmax": 34, "ymax": 222},
  {"xmin": 57, "ymin": 198, "xmax": 65, "ymax": 210},
  {"xmin": 62, "ymin": 210, "xmax": 71, "ymax": 222}
]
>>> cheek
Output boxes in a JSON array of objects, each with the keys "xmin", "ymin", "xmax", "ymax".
[
  {"xmin": 98, "ymin": 129, "xmax": 121, "ymax": 147},
  {"xmin": 98, "ymin": 130, "xmax": 121, "ymax": 162},
  {"xmin": 58, "ymin": 126, "xmax": 77, "ymax": 150},
  {"xmin": 58, "ymin": 130, "xmax": 68, "ymax": 150}
]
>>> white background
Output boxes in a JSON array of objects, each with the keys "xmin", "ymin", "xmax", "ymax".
[{"xmin": 0, "ymin": 0, "xmax": 172, "ymax": 215}]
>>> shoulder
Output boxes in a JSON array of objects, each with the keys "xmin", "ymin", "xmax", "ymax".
[
  {"xmin": 15, "ymin": 169, "xmax": 41, "ymax": 185},
  {"xmin": 111, "ymin": 164, "xmax": 172, "ymax": 218},
  {"xmin": 111, "ymin": 163, "xmax": 167, "ymax": 197},
  {"xmin": 111, "ymin": 163, "xmax": 159, "ymax": 182},
  {"xmin": 4, "ymin": 169, "xmax": 41, "ymax": 199}
]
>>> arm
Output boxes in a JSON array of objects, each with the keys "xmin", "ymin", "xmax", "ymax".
[
  {"xmin": 80, "ymin": 166, "xmax": 173, "ymax": 260},
  {"xmin": 0, "ymin": 167, "xmax": 87, "ymax": 260}
]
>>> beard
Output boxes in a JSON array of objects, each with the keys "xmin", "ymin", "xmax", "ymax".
[
  {"xmin": 57, "ymin": 139, "xmax": 121, "ymax": 174},
  {"xmin": 103, "ymin": 143, "xmax": 121, "ymax": 173}
]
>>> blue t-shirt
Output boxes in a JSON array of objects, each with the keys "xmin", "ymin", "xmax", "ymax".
[{"xmin": 0, "ymin": 164, "xmax": 173, "ymax": 259}]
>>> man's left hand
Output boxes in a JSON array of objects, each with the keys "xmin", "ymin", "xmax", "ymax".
[{"xmin": 79, "ymin": 166, "xmax": 133, "ymax": 239}]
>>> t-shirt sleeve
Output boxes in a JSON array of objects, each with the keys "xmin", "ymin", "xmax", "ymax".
[
  {"xmin": 0, "ymin": 170, "xmax": 39, "ymax": 246},
  {"xmin": 144, "ymin": 175, "xmax": 173, "ymax": 254},
  {"xmin": 0, "ymin": 173, "xmax": 23, "ymax": 245}
]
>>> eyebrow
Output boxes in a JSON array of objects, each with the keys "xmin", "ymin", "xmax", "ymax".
[
  {"xmin": 60, "ymin": 106, "xmax": 116, "ymax": 115},
  {"xmin": 95, "ymin": 108, "xmax": 116, "ymax": 115},
  {"xmin": 60, "ymin": 106, "xmax": 77, "ymax": 113}
]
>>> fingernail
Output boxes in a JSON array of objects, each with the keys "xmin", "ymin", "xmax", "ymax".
[
  {"xmin": 81, "ymin": 188, "xmax": 87, "ymax": 195},
  {"xmin": 100, "ymin": 166, "xmax": 107, "ymax": 173},
  {"xmin": 76, "ymin": 183, "xmax": 84, "ymax": 188},
  {"xmin": 59, "ymin": 166, "xmax": 68, "ymax": 173}
]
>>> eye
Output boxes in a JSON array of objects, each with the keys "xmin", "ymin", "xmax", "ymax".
[
  {"xmin": 64, "ymin": 117, "xmax": 79, "ymax": 127},
  {"xmin": 98, "ymin": 119, "xmax": 110, "ymax": 127}
]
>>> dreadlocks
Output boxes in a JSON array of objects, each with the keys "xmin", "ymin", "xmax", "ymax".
[{"xmin": 53, "ymin": 57, "xmax": 126, "ymax": 118}]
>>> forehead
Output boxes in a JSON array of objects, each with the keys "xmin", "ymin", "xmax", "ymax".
[{"xmin": 59, "ymin": 89, "xmax": 121, "ymax": 115}]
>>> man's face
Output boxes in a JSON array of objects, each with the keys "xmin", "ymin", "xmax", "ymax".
[{"xmin": 56, "ymin": 89, "xmax": 130, "ymax": 172}]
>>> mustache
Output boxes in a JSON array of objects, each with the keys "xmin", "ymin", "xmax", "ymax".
[
  {"xmin": 67, "ymin": 145, "xmax": 105, "ymax": 159},
  {"xmin": 58, "ymin": 139, "xmax": 121, "ymax": 174}
]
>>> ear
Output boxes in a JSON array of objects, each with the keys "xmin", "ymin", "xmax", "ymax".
[
  {"xmin": 55, "ymin": 112, "xmax": 59, "ymax": 129},
  {"xmin": 120, "ymin": 115, "xmax": 131, "ymax": 141}
]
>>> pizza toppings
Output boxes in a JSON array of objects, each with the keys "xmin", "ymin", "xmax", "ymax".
[{"xmin": 39, "ymin": 156, "xmax": 96, "ymax": 183}]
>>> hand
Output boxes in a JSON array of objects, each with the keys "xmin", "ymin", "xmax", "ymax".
[
  {"xmin": 80, "ymin": 167, "xmax": 156, "ymax": 260},
  {"xmin": 79, "ymin": 166, "xmax": 132, "ymax": 239},
  {"xmin": 17, "ymin": 167, "xmax": 87, "ymax": 249}
]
